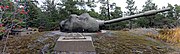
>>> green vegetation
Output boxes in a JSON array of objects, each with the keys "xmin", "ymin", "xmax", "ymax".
[
  {"xmin": 30, "ymin": 0, "xmax": 180, "ymax": 30},
  {"xmin": 1, "ymin": 0, "xmax": 180, "ymax": 31}
]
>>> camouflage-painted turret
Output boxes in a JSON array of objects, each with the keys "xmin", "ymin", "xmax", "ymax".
[{"xmin": 60, "ymin": 8, "xmax": 171, "ymax": 32}]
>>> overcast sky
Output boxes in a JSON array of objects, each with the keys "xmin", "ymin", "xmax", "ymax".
[{"xmin": 37, "ymin": 0, "xmax": 180, "ymax": 11}]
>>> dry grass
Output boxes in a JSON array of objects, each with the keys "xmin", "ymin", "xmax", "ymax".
[{"xmin": 147, "ymin": 27, "xmax": 180, "ymax": 43}]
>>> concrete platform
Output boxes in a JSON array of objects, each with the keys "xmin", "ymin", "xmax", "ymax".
[{"xmin": 54, "ymin": 36, "xmax": 96, "ymax": 54}]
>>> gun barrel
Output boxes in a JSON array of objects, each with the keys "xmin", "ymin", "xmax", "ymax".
[{"xmin": 104, "ymin": 8, "xmax": 171, "ymax": 24}]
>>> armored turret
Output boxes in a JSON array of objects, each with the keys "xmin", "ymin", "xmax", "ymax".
[{"xmin": 60, "ymin": 8, "xmax": 171, "ymax": 32}]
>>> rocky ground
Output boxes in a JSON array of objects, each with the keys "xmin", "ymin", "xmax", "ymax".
[
  {"xmin": 0, "ymin": 29, "xmax": 179, "ymax": 54},
  {"xmin": 0, "ymin": 32, "xmax": 59, "ymax": 54},
  {"xmin": 94, "ymin": 30, "xmax": 173, "ymax": 54}
]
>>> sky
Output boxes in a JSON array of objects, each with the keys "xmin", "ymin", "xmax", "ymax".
[{"xmin": 37, "ymin": 0, "xmax": 180, "ymax": 11}]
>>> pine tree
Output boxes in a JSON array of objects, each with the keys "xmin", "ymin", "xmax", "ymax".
[
  {"xmin": 142, "ymin": 0, "xmax": 157, "ymax": 27},
  {"xmin": 174, "ymin": 4, "xmax": 180, "ymax": 26},
  {"xmin": 125, "ymin": 0, "xmax": 137, "ymax": 29}
]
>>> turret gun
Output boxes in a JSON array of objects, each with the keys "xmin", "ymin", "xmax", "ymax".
[{"xmin": 60, "ymin": 8, "xmax": 171, "ymax": 32}]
